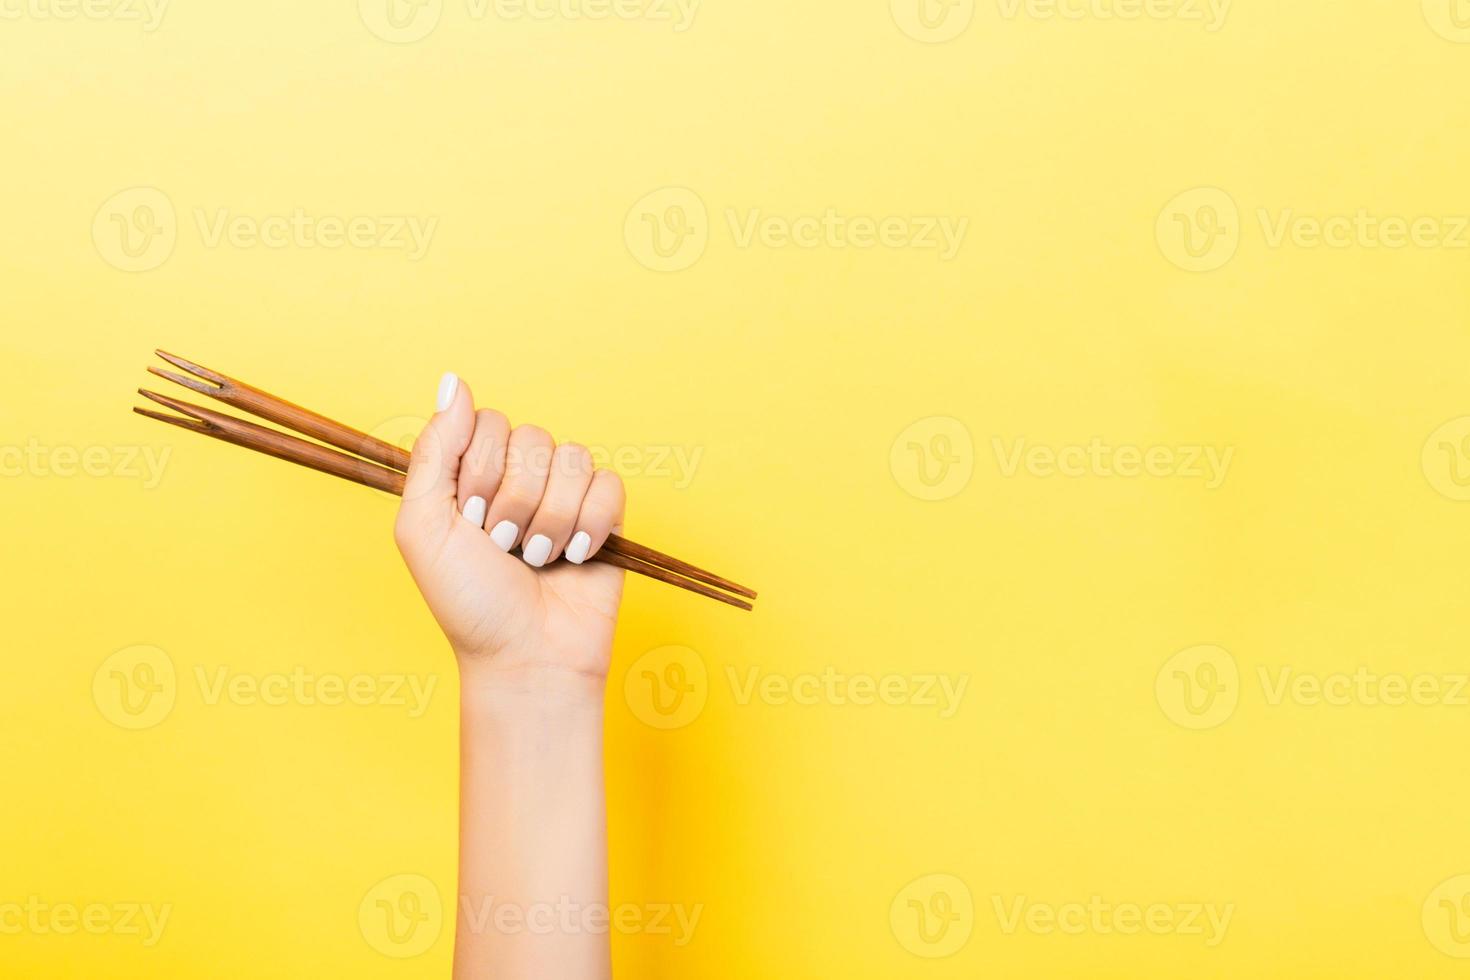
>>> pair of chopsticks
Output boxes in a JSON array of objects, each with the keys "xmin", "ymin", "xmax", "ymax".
[{"xmin": 134, "ymin": 352, "xmax": 757, "ymax": 611}]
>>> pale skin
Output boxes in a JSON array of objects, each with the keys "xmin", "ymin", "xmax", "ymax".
[{"xmin": 394, "ymin": 372, "xmax": 625, "ymax": 980}]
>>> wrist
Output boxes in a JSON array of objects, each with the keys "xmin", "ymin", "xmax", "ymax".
[{"xmin": 458, "ymin": 660, "xmax": 607, "ymax": 717}]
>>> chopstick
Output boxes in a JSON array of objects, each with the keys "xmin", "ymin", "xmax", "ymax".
[
  {"xmin": 148, "ymin": 351, "xmax": 757, "ymax": 601},
  {"xmin": 135, "ymin": 353, "xmax": 756, "ymax": 611}
]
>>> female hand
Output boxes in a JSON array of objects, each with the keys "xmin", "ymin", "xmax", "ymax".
[
  {"xmin": 393, "ymin": 372, "xmax": 627, "ymax": 686},
  {"xmin": 397, "ymin": 374, "xmax": 623, "ymax": 979}
]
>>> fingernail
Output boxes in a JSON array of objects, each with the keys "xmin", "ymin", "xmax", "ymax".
[
  {"xmin": 565, "ymin": 531, "xmax": 592, "ymax": 564},
  {"xmin": 522, "ymin": 533, "xmax": 553, "ymax": 568},
  {"xmin": 461, "ymin": 495, "xmax": 487, "ymax": 527},
  {"xmin": 436, "ymin": 372, "xmax": 459, "ymax": 412},
  {"xmin": 489, "ymin": 520, "xmax": 518, "ymax": 552}
]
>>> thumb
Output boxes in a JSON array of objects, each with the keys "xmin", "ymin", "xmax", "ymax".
[{"xmin": 400, "ymin": 371, "xmax": 477, "ymax": 520}]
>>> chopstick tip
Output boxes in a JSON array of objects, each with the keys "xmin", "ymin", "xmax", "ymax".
[
  {"xmin": 148, "ymin": 364, "xmax": 220, "ymax": 394},
  {"xmin": 133, "ymin": 404, "xmax": 209, "ymax": 433},
  {"xmin": 137, "ymin": 388, "xmax": 209, "ymax": 422},
  {"xmin": 154, "ymin": 349, "xmax": 228, "ymax": 385}
]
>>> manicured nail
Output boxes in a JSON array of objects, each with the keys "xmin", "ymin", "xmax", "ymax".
[
  {"xmin": 489, "ymin": 520, "xmax": 518, "ymax": 552},
  {"xmin": 436, "ymin": 372, "xmax": 459, "ymax": 412},
  {"xmin": 522, "ymin": 534, "xmax": 553, "ymax": 568},
  {"xmin": 461, "ymin": 495, "xmax": 487, "ymax": 528},
  {"xmin": 565, "ymin": 531, "xmax": 592, "ymax": 564}
]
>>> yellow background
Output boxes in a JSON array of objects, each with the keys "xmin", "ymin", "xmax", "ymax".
[{"xmin": 4, "ymin": 0, "xmax": 1470, "ymax": 976}]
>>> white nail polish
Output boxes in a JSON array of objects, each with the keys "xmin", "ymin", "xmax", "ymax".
[
  {"xmin": 522, "ymin": 534, "xmax": 553, "ymax": 568},
  {"xmin": 461, "ymin": 495, "xmax": 487, "ymax": 527},
  {"xmin": 436, "ymin": 372, "xmax": 459, "ymax": 412},
  {"xmin": 489, "ymin": 520, "xmax": 518, "ymax": 552},
  {"xmin": 565, "ymin": 531, "xmax": 592, "ymax": 564}
]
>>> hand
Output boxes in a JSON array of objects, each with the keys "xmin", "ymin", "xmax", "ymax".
[{"xmin": 394, "ymin": 372, "xmax": 627, "ymax": 686}]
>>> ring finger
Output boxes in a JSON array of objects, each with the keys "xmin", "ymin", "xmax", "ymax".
[{"xmin": 521, "ymin": 443, "xmax": 594, "ymax": 567}]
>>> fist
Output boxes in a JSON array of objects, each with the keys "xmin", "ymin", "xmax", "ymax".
[{"xmin": 394, "ymin": 372, "xmax": 627, "ymax": 682}]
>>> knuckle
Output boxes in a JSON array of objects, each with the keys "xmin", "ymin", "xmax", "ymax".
[
  {"xmin": 475, "ymin": 408, "xmax": 509, "ymax": 430},
  {"xmin": 594, "ymin": 467, "xmax": 626, "ymax": 494},
  {"xmin": 504, "ymin": 442, "xmax": 553, "ymax": 476},
  {"xmin": 536, "ymin": 503, "xmax": 578, "ymax": 525},
  {"xmin": 512, "ymin": 423, "xmax": 551, "ymax": 445},
  {"xmin": 498, "ymin": 483, "xmax": 543, "ymax": 511},
  {"xmin": 462, "ymin": 439, "xmax": 505, "ymax": 476},
  {"xmin": 554, "ymin": 442, "xmax": 593, "ymax": 476}
]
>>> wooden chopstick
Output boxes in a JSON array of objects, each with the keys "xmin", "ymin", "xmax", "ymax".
[
  {"xmin": 134, "ymin": 377, "xmax": 755, "ymax": 611},
  {"xmin": 138, "ymin": 396, "xmax": 751, "ymax": 611},
  {"xmin": 134, "ymin": 390, "xmax": 754, "ymax": 611},
  {"xmin": 149, "ymin": 351, "xmax": 757, "ymax": 602},
  {"xmin": 136, "ymin": 390, "xmax": 409, "ymax": 496}
]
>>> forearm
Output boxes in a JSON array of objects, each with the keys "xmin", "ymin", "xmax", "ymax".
[{"xmin": 454, "ymin": 667, "xmax": 611, "ymax": 980}]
